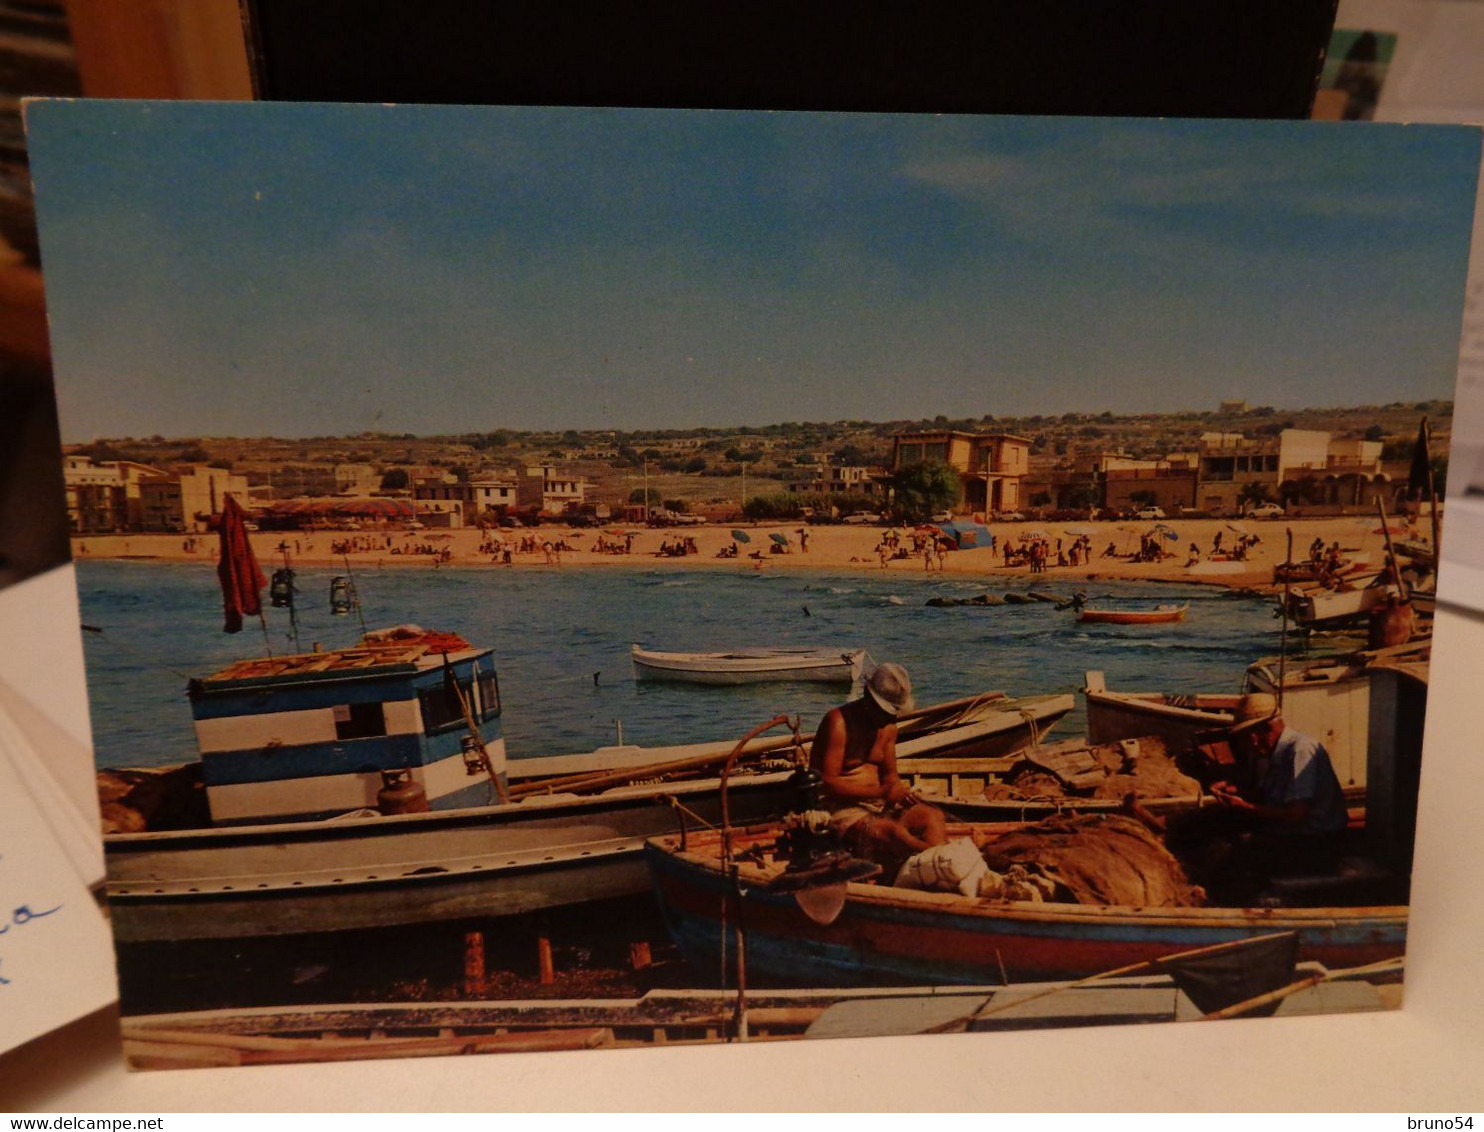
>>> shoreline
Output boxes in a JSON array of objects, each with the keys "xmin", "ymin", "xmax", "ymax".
[{"xmin": 69, "ymin": 515, "xmax": 1410, "ymax": 594}]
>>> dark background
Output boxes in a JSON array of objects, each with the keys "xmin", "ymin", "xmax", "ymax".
[{"xmin": 244, "ymin": 0, "xmax": 1338, "ymax": 118}]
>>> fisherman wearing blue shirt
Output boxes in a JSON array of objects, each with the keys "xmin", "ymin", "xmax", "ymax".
[
  {"xmin": 1193, "ymin": 692, "xmax": 1351, "ymax": 899},
  {"xmin": 1215, "ymin": 693, "xmax": 1349, "ymax": 836}
]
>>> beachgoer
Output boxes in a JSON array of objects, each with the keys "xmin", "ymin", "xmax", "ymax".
[{"xmin": 810, "ymin": 663, "xmax": 947, "ymax": 874}]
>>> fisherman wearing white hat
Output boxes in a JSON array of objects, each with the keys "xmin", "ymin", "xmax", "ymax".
[{"xmin": 809, "ymin": 662, "xmax": 947, "ymax": 870}]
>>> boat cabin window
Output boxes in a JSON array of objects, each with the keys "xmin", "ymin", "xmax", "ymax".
[
  {"xmin": 333, "ymin": 702, "xmax": 387, "ymax": 740},
  {"xmin": 418, "ymin": 679, "xmax": 472, "ymax": 735},
  {"xmin": 477, "ymin": 670, "xmax": 500, "ymax": 721}
]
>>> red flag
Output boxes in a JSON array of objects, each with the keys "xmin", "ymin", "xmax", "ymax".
[{"xmin": 217, "ymin": 494, "xmax": 265, "ymax": 633}]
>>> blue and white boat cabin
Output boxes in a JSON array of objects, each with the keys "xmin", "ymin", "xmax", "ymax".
[{"xmin": 187, "ymin": 627, "xmax": 505, "ymax": 825}]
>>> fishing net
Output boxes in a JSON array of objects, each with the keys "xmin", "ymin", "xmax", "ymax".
[
  {"xmin": 979, "ymin": 813, "xmax": 1204, "ymax": 907},
  {"xmin": 980, "ymin": 736, "xmax": 1200, "ymax": 803}
]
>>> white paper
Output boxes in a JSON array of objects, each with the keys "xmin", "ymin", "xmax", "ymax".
[{"xmin": 0, "ymin": 732, "xmax": 116, "ymax": 1055}]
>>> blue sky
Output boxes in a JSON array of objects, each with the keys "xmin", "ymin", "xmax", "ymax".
[{"xmin": 23, "ymin": 101, "xmax": 1482, "ymax": 441}]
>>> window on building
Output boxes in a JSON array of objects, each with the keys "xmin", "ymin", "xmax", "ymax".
[{"xmin": 333, "ymin": 701, "xmax": 387, "ymax": 740}]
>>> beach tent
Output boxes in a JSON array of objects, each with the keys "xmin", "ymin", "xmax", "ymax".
[{"xmin": 934, "ymin": 520, "xmax": 995, "ymax": 550}]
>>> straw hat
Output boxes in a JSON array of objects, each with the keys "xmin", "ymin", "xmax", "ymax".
[
  {"xmin": 1229, "ymin": 692, "xmax": 1279, "ymax": 735},
  {"xmin": 865, "ymin": 662, "xmax": 915, "ymax": 717}
]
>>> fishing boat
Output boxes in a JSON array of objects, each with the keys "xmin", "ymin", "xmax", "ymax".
[
  {"xmin": 1283, "ymin": 576, "xmax": 1400, "ymax": 630},
  {"xmin": 1083, "ymin": 670, "xmax": 1238, "ymax": 755},
  {"xmin": 644, "ymin": 821, "xmax": 1408, "ymax": 988},
  {"xmin": 630, "ymin": 645, "xmax": 866, "ymax": 685},
  {"xmin": 1273, "ymin": 553, "xmax": 1371, "ymax": 585},
  {"xmin": 100, "ymin": 496, "xmax": 1076, "ymax": 943},
  {"xmin": 1243, "ymin": 640, "xmax": 1430, "ymax": 790},
  {"xmin": 1076, "ymin": 603, "xmax": 1187, "ymax": 625},
  {"xmin": 117, "ymin": 955, "xmax": 1402, "ymax": 1065},
  {"xmin": 103, "ymin": 679, "xmax": 1075, "ymax": 943}
]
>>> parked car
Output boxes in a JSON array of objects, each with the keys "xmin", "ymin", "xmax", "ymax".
[
  {"xmin": 1246, "ymin": 502, "xmax": 1285, "ymax": 519},
  {"xmin": 1134, "ymin": 506, "xmax": 1166, "ymax": 520},
  {"xmin": 843, "ymin": 511, "xmax": 881, "ymax": 525},
  {"xmin": 994, "ymin": 511, "xmax": 1026, "ymax": 522}
]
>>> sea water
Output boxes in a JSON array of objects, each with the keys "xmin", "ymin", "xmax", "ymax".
[{"xmin": 75, "ymin": 560, "xmax": 1282, "ymax": 770}]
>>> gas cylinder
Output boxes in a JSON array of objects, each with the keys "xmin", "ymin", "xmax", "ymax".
[{"xmin": 377, "ymin": 769, "xmax": 429, "ymax": 815}]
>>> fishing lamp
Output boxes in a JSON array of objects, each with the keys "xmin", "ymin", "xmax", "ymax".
[
  {"xmin": 767, "ymin": 809, "xmax": 880, "ymax": 925},
  {"xmin": 269, "ymin": 568, "xmax": 295, "ymax": 608}
]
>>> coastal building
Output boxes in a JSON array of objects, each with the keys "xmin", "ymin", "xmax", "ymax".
[
  {"xmin": 788, "ymin": 464, "xmax": 884, "ymax": 497},
  {"xmin": 891, "ymin": 430, "xmax": 1030, "ymax": 517},
  {"xmin": 62, "ymin": 455, "xmax": 167, "ymax": 533},
  {"xmin": 1196, "ymin": 429, "xmax": 1391, "ymax": 513},
  {"xmin": 332, "ymin": 463, "xmax": 381, "ymax": 495},
  {"xmin": 268, "ymin": 464, "xmax": 341, "ymax": 499},
  {"xmin": 139, "ymin": 465, "xmax": 251, "ymax": 533},
  {"xmin": 518, "ymin": 464, "xmax": 587, "ymax": 515},
  {"xmin": 412, "ymin": 475, "xmax": 519, "ymax": 526}
]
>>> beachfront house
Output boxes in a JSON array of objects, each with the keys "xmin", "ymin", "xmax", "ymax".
[
  {"xmin": 138, "ymin": 464, "xmax": 252, "ymax": 533},
  {"xmin": 890, "ymin": 430, "xmax": 1030, "ymax": 518},
  {"xmin": 1196, "ymin": 429, "xmax": 1392, "ymax": 514},
  {"xmin": 517, "ymin": 464, "xmax": 587, "ymax": 516},
  {"xmin": 62, "ymin": 455, "xmax": 170, "ymax": 533}
]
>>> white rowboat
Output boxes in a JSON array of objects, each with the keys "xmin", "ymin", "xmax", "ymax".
[{"xmin": 631, "ymin": 644, "xmax": 866, "ymax": 685}]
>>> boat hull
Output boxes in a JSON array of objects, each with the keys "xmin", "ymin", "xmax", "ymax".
[
  {"xmin": 106, "ymin": 773, "xmax": 796, "ymax": 943},
  {"xmin": 645, "ymin": 833, "xmax": 1408, "ymax": 987},
  {"xmin": 630, "ymin": 646, "xmax": 864, "ymax": 685},
  {"xmin": 1077, "ymin": 605, "xmax": 1187, "ymax": 625},
  {"xmin": 104, "ymin": 694, "xmax": 1072, "ymax": 943},
  {"xmin": 1084, "ymin": 682, "xmax": 1238, "ymax": 755}
]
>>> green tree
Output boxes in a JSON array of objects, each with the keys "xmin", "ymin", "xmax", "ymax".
[
  {"xmin": 1364, "ymin": 424, "xmax": 1386, "ymax": 442},
  {"xmin": 380, "ymin": 468, "xmax": 410, "ymax": 490},
  {"xmin": 1238, "ymin": 482, "xmax": 1273, "ymax": 508},
  {"xmin": 891, "ymin": 460, "xmax": 961, "ymax": 521},
  {"xmin": 628, "ymin": 487, "xmax": 662, "ymax": 507},
  {"xmin": 1065, "ymin": 484, "xmax": 1099, "ymax": 510}
]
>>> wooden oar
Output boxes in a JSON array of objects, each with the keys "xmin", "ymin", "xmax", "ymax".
[{"xmin": 1198, "ymin": 954, "xmax": 1404, "ymax": 1020}]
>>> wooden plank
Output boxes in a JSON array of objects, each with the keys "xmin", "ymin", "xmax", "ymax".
[
  {"xmin": 238, "ymin": 1028, "xmax": 612, "ymax": 1064},
  {"xmin": 123, "ymin": 1040, "xmax": 242, "ymax": 1069}
]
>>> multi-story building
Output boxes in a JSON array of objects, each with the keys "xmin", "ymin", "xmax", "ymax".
[
  {"xmin": 138, "ymin": 465, "xmax": 251, "ymax": 532},
  {"xmin": 891, "ymin": 430, "xmax": 1030, "ymax": 517},
  {"xmin": 333, "ymin": 463, "xmax": 381, "ymax": 495},
  {"xmin": 517, "ymin": 464, "xmax": 587, "ymax": 515},
  {"xmin": 1196, "ymin": 429, "xmax": 1390, "ymax": 513},
  {"xmin": 789, "ymin": 464, "xmax": 884, "ymax": 496},
  {"xmin": 412, "ymin": 474, "xmax": 519, "ymax": 526},
  {"xmin": 62, "ymin": 456, "xmax": 169, "ymax": 533}
]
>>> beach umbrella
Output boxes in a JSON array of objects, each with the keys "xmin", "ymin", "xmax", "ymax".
[
  {"xmin": 1063, "ymin": 524, "xmax": 1098, "ymax": 537},
  {"xmin": 769, "ymin": 532, "xmax": 791, "ymax": 545},
  {"xmin": 1020, "ymin": 529, "xmax": 1049, "ymax": 540},
  {"xmin": 731, "ymin": 529, "xmax": 751, "ymax": 543},
  {"xmin": 1149, "ymin": 524, "xmax": 1180, "ymax": 541},
  {"xmin": 1226, "ymin": 522, "xmax": 1252, "ymax": 537}
]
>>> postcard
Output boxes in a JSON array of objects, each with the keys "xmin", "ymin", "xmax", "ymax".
[{"xmin": 22, "ymin": 100, "xmax": 1480, "ymax": 1068}]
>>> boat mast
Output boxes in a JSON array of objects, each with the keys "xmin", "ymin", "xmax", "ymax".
[{"xmin": 273, "ymin": 542, "xmax": 301, "ymax": 653}]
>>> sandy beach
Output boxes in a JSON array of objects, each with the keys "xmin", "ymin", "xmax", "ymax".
[{"xmin": 70, "ymin": 515, "xmax": 1411, "ymax": 593}]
